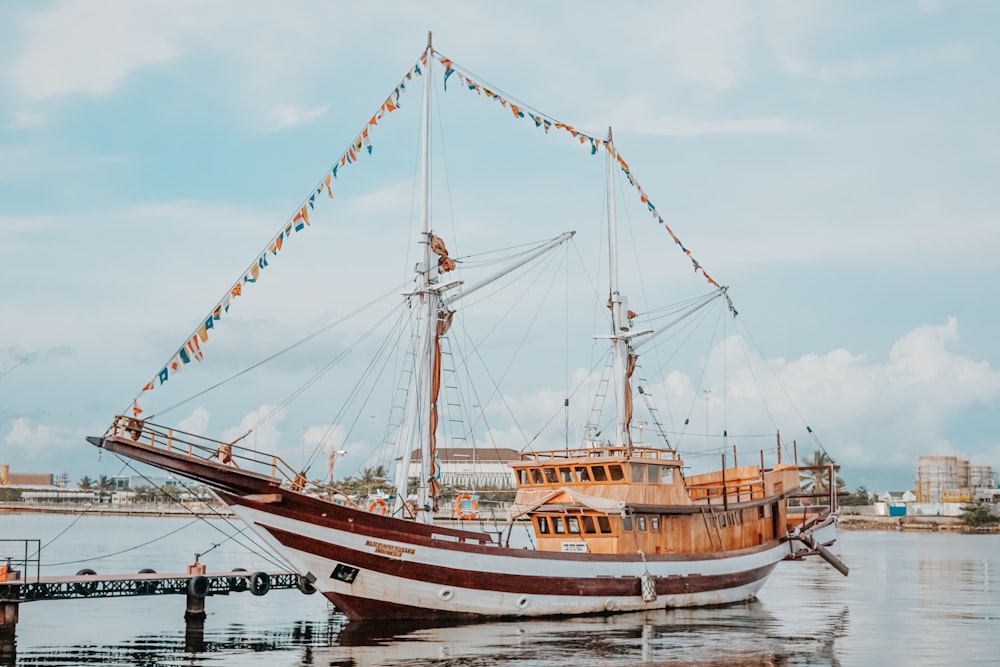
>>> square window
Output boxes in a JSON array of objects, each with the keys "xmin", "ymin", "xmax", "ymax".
[
  {"xmin": 567, "ymin": 517, "xmax": 580, "ymax": 533},
  {"xmin": 609, "ymin": 465, "xmax": 625, "ymax": 481}
]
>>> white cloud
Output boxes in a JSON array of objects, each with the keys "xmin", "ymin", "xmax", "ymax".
[
  {"xmin": 266, "ymin": 105, "xmax": 331, "ymax": 133},
  {"xmin": 615, "ymin": 108, "xmax": 811, "ymax": 137},
  {"xmin": 8, "ymin": 0, "xmax": 194, "ymax": 101},
  {"xmin": 5, "ymin": 417, "xmax": 49, "ymax": 445},
  {"xmin": 178, "ymin": 407, "xmax": 210, "ymax": 435},
  {"xmin": 221, "ymin": 404, "xmax": 286, "ymax": 450},
  {"xmin": 3, "ymin": 417, "xmax": 77, "ymax": 459}
]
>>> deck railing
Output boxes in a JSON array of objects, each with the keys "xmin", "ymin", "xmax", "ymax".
[
  {"xmin": 519, "ymin": 445, "xmax": 679, "ymax": 463},
  {"xmin": 109, "ymin": 416, "xmax": 307, "ymax": 490}
]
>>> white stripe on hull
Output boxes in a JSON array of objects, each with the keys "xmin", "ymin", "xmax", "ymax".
[{"xmin": 230, "ymin": 504, "xmax": 787, "ymax": 617}]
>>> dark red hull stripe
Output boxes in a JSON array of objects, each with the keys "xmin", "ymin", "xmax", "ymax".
[
  {"xmin": 322, "ymin": 591, "xmax": 483, "ymax": 621},
  {"xmin": 262, "ymin": 524, "xmax": 776, "ymax": 597},
  {"xmin": 220, "ymin": 490, "xmax": 780, "ymax": 565}
]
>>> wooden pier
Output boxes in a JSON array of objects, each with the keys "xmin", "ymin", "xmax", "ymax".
[{"xmin": 0, "ymin": 541, "xmax": 317, "ymax": 663}]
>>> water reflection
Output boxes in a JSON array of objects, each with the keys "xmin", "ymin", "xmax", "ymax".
[{"xmin": 12, "ymin": 603, "xmax": 850, "ymax": 667}]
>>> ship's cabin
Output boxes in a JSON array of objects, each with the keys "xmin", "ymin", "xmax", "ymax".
[{"xmin": 509, "ymin": 444, "xmax": 799, "ymax": 555}]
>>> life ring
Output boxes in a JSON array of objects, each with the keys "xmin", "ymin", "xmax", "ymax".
[
  {"xmin": 454, "ymin": 493, "xmax": 478, "ymax": 521},
  {"xmin": 367, "ymin": 498, "xmax": 388, "ymax": 515}
]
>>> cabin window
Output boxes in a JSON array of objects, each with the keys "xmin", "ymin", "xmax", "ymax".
[
  {"xmin": 543, "ymin": 467, "xmax": 559, "ymax": 484},
  {"xmin": 650, "ymin": 516, "xmax": 660, "ymax": 532},
  {"xmin": 581, "ymin": 515, "xmax": 596, "ymax": 534},
  {"xmin": 536, "ymin": 516, "xmax": 550, "ymax": 534},
  {"xmin": 559, "ymin": 467, "xmax": 574, "ymax": 483},
  {"xmin": 622, "ymin": 516, "xmax": 633, "ymax": 531},
  {"xmin": 517, "ymin": 469, "xmax": 528, "ymax": 485},
  {"xmin": 531, "ymin": 468, "xmax": 544, "ymax": 485},
  {"xmin": 758, "ymin": 506, "xmax": 766, "ymax": 519},
  {"xmin": 636, "ymin": 516, "xmax": 647, "ymax": 531},
  {"xmin": 575, "ymin": 466, "xmax": 591, "ymax": 482},
  {"xmin": 567, "ymin": 516, "xmax": 581, "ymax": 534},
  {"xmin": 592, "ymin": 466, "xmax": 608, "ymax": 482},
  {"xmin": 660, "ymin": 466, "xmax": 674, "ymax": 484},
  {"xmin": 597, "ymin": 516, "xmax": 612, "ymax": 533},
  {"xmin": 647, "ymin": 465, "xmax": 660, "ymax": 484},
  {"xmin": 719, "ymin": 513, "xmax": 727, "ymax": 527},
  {"xmin": 552, "ymin": 517, "xmax": 566, "ymax": 534},
  {"xmin": 630, "ymin": 463, "xmax": 645, "ymax": 482},
  {"xmin": 609, "ymin": 464, "xmax": 625, "ymax": 481}
]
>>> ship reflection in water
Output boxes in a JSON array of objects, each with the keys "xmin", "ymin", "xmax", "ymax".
[{"xmin": 14, "ymin": 603, "xmax": 848, "ymax": 667}]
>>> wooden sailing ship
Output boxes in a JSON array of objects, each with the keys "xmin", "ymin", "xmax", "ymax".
[{"xmin": 88, "ymin": 34, "xmax": 847, "ymax": 621}]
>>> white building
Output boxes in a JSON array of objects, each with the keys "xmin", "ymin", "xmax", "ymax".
[{"xmin": 396, "ymin": 447, "xmax": 520, "ymax": 490}]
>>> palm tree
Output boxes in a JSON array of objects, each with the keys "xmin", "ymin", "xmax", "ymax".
[
  {"xmin": 78, "ymin": 476, "xmax": 94, "ymax": 490},
  {"xmin": 96, "ymin": 475, "xmax": 115, "ymax": 498},
  {"xmin": 338, "ymin": 465, "xmax": 392, "ymax": 500},
  {"xmin": 799, "ymin": 449, "xmax": 845, "ymax": 495}
]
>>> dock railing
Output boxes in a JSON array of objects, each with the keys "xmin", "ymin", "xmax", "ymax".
[{"xmin": 0, "ymin": 540, "xmax": 40, "ymax": 584}]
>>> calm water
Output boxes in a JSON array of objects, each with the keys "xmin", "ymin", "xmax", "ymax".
[{"xmin": 2, "ymin": 514, "xmax": 998, "ymax": 666}]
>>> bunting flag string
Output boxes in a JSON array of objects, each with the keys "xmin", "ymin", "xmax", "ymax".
[
  {"xmin": 131, "ymin": 52, "xmax": 427, "ymax": 408},
  {"xmin": 430, "ymin": 50, "xmax": 733, "ymax": 315}
]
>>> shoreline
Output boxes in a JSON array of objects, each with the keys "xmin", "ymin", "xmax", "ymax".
[
  {"xmin": 5, "ymin": 504, "xmax": 999, "ymax": 533},
  {"xmin": 0, "ymin": 502, "xmax": 234, "ymax": 517},
  {"xmin": 838, "ymin": 514, "xmax": 1000, "ymax": 533}
]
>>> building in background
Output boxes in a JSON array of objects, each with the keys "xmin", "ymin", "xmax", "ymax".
[
  {"xmin": 913, "ymin": 456, "xmax": 998, "ymax": 515},
  {"xmin": 0, "ymin": 463, "xmax": 62, "ymax": 487},
  {"xmin": 397, "ymin": 447, "xmax": 520, "ymax": 490}
]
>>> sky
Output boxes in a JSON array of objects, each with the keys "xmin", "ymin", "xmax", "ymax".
[{"xmin": 1, "ymin": 1, "xmax": 999, "ymax": 495}]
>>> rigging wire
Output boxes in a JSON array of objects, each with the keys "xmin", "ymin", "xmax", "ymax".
[
  {"xmin": 734, "ymin": 316, "xmax": 834, "ymax": 462},
  {"xmin": 114, "ymin": 457, "xmax": 292, "ymax": 571},
  {"xmin": 42, "ymin": 519, "xmax": 200, "ymax": 567},
  {"xmin": 27, "ymin": 460, "xmax": 132, "ymax": 560},
  {"xmin": 150, "ymin": 280, "xmax": 410, "ymax": 420},
  {"xmin": 451, "ymin": 243, "xmax": 570, "ymax": 449},
  {"xmin": 302, "ymin": 305, "xmax": 413, "ymax": 474}
]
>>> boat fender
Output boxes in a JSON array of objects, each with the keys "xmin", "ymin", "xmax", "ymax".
[
  {"xmin": 454, "ymin": 493, "xmax": 479, "ymax": 521},
  {"xmin": 516, "ymin": 595, "xmax": 529, "ymax": 610},
  {"xmin": 188, "ymin": 575, "xmax": 210, "ymax": 599},
  {"xmin": 297, "ymin": 574, "xmax": 317, "ymax": 595},
  {"xmin": 250, "ymin": 571, "xmax": 271, "ymax": 596},
  {"xmin": 367, "ymin": 498, "xmax": 388, "ymax": 515},
  {"xmin": 229, "ymin": 567, "xmax": 248, "ymax": 592},
  {"xmin": 74, "ymin": 568, "xmax": 98, "ymax": 596},
  {"xmin": 137, "ymin": 568, "xmax": 158, "ymax": 595},
  {"xmin": 438, "ymin": 588, "xmax": 454, "ymax": 601}
]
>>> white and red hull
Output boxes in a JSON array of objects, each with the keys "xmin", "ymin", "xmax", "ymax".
[{"xmin": 217, "ymin": 489, "xmax": 786, "ymax": 620}]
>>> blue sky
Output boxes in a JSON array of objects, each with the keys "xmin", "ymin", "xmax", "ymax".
[{"xmin": 1, "ymin": 1, "xmax": 998, "ymax": 494}]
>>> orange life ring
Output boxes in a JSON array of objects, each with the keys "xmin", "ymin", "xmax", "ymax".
[
  {"xmin": 367, "ymin": 498, "xmax": 388, "ymax": 515},
  {"xmin": 454, "ymin": 493, "xmax": 478, "ymax": 520}
]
